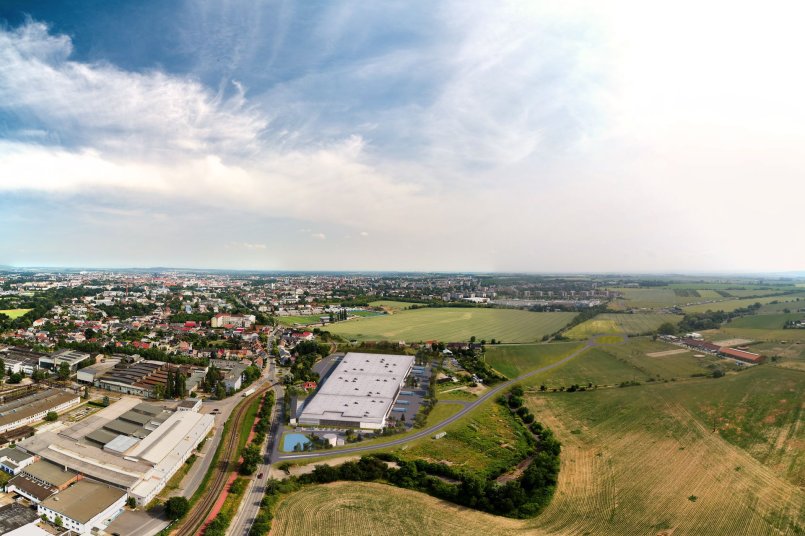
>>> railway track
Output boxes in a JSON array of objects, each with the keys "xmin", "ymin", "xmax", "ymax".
[{"xmin": 173, "ymin": 383, "xmax": 272, "ymax": 536}]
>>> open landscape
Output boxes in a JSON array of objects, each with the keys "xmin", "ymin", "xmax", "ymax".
[{"xmin": 326, "ymin": 308, "xmax": 576, "ymax": 343}]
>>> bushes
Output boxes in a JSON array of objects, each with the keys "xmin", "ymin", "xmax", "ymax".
[{"xmin": 164, "ymin": 496, "xmax": 190, "ymax": 520}]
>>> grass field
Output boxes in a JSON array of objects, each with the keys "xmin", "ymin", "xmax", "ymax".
[
  {"xmin": 704, "ymin": 326, "xmax": 805, "ymax": 343},
  {"xmin": 326, "ymin": 308, "xmax": 576, "ymax": 343},
  {"xmin": 368, "ymin": 300, "xmax": 424, "ymax": 312},
  {"xmin": 0, "ymin": 308, "xmax": 31, "ymax": 319},
  {"xmin": 271, "ymin": 366, "xmax": 805, "ymax": 535},
  {"xmin": 483, "ymin": 341, "xmax": 583, "ymax": 378},
  {"xmin": 728, "ymin": 313, "xmax": 804, "ymax": 329},
  {"xmin": 565, "ymin": 313, "xmax": 682, "ymax": 339},
  {"xmin": 278, "ymin": 315, "xmax": 326, "ymax": 326}
]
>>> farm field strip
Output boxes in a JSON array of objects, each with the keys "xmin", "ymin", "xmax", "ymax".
[
  {"xmin": 683, "ymin": 294, "xmax": 805, "ymax": 313},
  {"xmin": 326, "ymin": 308, "xmax": 576, "ymax": 343},
  {"xmin": 484, "ymin": 341, "xmax": 583, "ymax": 378},
  {"xmin": 565, "ymin": 313, "xmax": 681, "ymax": 339}
]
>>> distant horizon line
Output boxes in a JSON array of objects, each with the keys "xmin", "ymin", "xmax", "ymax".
[{"xmin": 2, "ymin": 264, "xmax": 804, "ymax": 279}]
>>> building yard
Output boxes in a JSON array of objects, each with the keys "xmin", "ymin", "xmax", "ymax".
[
  {"xmin": 326, "ymin": 308, "xmax": 576, "ymax": 344},
  {"xmin": 271, "ymin": 365, "xmax": 805, "ymax": 536},
  {"xmin": 564, "ymin": 313, "xmax": 682, "ymax": 339}
]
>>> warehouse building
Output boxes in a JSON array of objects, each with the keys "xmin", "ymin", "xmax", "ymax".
[
  {"xmin": 0, "ymin": 447, "xmax": 36, "ymax": 475},
  {"xmin": 38, "ymin": 479, "xmax": 127, "ymax": 535},
  {"xmin": 298, "ymin": 352, "xmax": 414, "ymax": 429},
  {"xmin": 0, "ymin": 389, "xmax": 81, "ymax": 434},
  {"xmin": 719, "ymin": 347, "xmax": 764, "ymax": 364},
  {"xmin": 38, "ymin": 349, "xmax": 90, "ymax": 371}
]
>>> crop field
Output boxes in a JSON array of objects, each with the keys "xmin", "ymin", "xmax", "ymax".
[
  {"xmin": 565, "ymin": 313, "xmax": 682, "ymax": 339},
  {"xmin": 483, "ymin": 341, "xmax": 583, "ymax": 378},
  {"xmin": 271, "ymin": 367, "xmax": 805, "ymax": 535},
  {"xmin": 703, "ymin": 326, "xmax": 805, "ymax": 343},
  {"xmin": 683, "ymin": 294, "xmax": 805, "ymax": 313},
  {"xmin": 760, "ymin": 299, "xmax": 805, "ymax": 313},
  {"xmin": 326, "ymin": 308, "xmax": 576, "ymax": 343},
  {"xmin": 368, "ymin": 300, "xmax": 424, "ymax": 312},
  {"xmin": 607, "ymin": 287, "xmax": 697, "ymax": 309},
  {"xmin": 0, "ymin": 308, "xmax": 31, "ymax": 319},
  {"xmin": 269, "ymin": 482, "xmax": 525, "ymax": 536}
]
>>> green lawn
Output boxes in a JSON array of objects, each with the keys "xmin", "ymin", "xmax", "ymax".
[
  {"xmin": 0, "ymin": 308, "xmax": 32, "ymax": 319},
  {"xmin": 326, "ymin": 308, "xmax": 576, "ymax": 343},
  {"xmin": 565, "ymin": 313, "xmax": 682, "ymax": 339},
  {"xmin": 484, "ymin": 341, "xmax": 583, "ymax": 378},
  {"xmin": 278, "ymin": 314, "xmax": 327, "ymax": 326}
]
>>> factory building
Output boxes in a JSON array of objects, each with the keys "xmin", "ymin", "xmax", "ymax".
[
  {"xmin": 0, "ymin": 389, "xmax": 81, "ymax": 434},
  {"xmin": 298, "ymin": 352, "xmax": 414, "ymax": 429}
]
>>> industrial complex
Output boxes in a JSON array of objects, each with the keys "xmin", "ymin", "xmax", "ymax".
[
  {"xmin": 298, "ymin": 352, "xmax": 415, "ymax": 429},
  {"xmin": 0, "ymin": 389, "xmax": 81, "ymax": 434}
]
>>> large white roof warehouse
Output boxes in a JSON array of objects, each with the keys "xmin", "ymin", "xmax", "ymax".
[{"xmin": 298, "ymin": 353, "xmax": 414, "ymax": 429}]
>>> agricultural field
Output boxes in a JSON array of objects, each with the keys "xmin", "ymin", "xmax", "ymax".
[
  {"xmin": 483, "ymin": 341, "xmax": 583, "ymax": 378},
  {"xmin": 521, "ymin": 338, "xmax": 724, "ymax": 388},
  {"xmin": 0, "ymin": 308, "xmax": 31, "ymax": 319},
  {"xmin": 270, "ymin": 481, "xmax": 525, "ymax": 536},
  {"xmin": 326, "ymin": 308, "xmax": 576, "ymax": 344},
  {"xmin": 683, "ymin": 293, "xmax": 805, "ymax": 313},
  {"xmin": 703, "ymin": 326, "xmax": 805, "ymax": 343},
  {"xmin": 728, "ymin": 313, "xmax": 804, "ymax": 330},
  {"xmin": 368, "ymin": 300, "xmax": 424, "ymax": 312},
  {"xmin": 564, "ymin": 313, "xmax": 682, "ymax": 339},
  {"xmin": 271, "ymin": 366, "xmax": 805, "ymax": 535}
]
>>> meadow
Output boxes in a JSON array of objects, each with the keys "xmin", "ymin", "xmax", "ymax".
[
  {"xmin": 368, "ymin": 300, "xmax": 424, "ymax": 312},
  {"xmin": 0, "ymin": 308, "xmax": 32, "ymax": 319},
  {"xmin": 277, "ymin": 315, "xmax": 327, "ymax": 326},
  {"xmin": 483, "ymin": 341, "xmax": 583, "ymax": 378},
  {"xmin": 728, "ymin": 313, "xmax": 803, "ymax": 329},
  {"xmin": 683, "ymin": 294, "xmax": 805, "ymax": 313},
  {"xmin": 271, "ymin": 366, "xmax": 805, "ymax": 535},
  {"xmin": 326, "ymin": 308, "xmax": 576, "ymax": 343},
  {"xmin": 564, "ymin": 313, "xmax": 681, "ymax": 339}
]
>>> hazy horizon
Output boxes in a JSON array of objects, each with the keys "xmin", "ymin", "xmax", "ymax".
[{"xmin": 1, "ymin": 1, "xmax": 803, "ymax": 272}]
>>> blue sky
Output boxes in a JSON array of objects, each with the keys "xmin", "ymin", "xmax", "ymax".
[{"xmin": 0, "ymin": 1, "xmax": 803, "ymax": 272}]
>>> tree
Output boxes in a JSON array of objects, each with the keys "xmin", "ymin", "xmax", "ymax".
[
  {"xmin": 57, "ymin": 362, "xmax": 71, "ymax": 381},
  {"xmin": 32, "ymin": 369, "xmax": 48, "ymax": 383},
  {"xmin": 126, "ymin": 496, "xmax": 136, "ymax": 508},
  {"xmin": 657, "ymin": 322, "xmax": 677, "ymax": 336},
  {"xmin": 164, "ymin": 496, "xmax": 190, "ymax": 520},
  {"xmin": 166, "ymin": 371, "xmax": 175, "ymax": 398},
  {"xmin": 102, "ymin": 395, "xmax": 110, "ymax": 407},
  {"xmin": 45, "ymin": 412, "xmax": 58, "ymax": 422},
  {"xmin": 54, "ymin": 516, "xmax": 63, "ymax": 528},
  {"xmin": 7, "ymin": 372, "xmax": 22, "ymax": 384}
]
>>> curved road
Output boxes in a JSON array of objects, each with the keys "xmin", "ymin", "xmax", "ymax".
[{"xmin": 277, "ymin": 335, "xmax": 616, "ymax": 461}]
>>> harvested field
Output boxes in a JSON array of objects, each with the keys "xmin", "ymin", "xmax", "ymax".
[
  {"xmin": 711, "ymin": 338, "xmax": 753, "ymax": 347},
  {"xmin": 565, "ymin": 313, "xmax": 682, "ymax": 339}
]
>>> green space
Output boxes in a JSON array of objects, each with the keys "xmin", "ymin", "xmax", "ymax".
[
  {"xmin": 483, "ymin": 341, "xmax": 583, "ymax": 379},
  {"xmin": 683, "ymin": 294, "xmax": 805, "ymax": 313},
  {"xmin": 565, "ymin": 313, "xmax": 682, "ymax": 339},
  {"xmin": 326, "ymin": 308, "xmax": 576, "ymax": 343},
  {"xmin": 728, "ymin": 313, "xmax": 804, "ymax": 330},
  {"xmin": 277, "ymin": 315, "xmax": 326, "ymax": 326},
  {"xmin": 368, "ymin": 300, "xmax": 424, "ymax": 312},
  {"xmin": 0, "ymin": 308, "xmax": 32, "ymax": 319}
]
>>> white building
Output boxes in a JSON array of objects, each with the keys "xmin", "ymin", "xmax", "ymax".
[
  {"xmin": 0, "ymin": 448, "xmax": 36, "ymax": 475},
  {"xmin": 298, "ymin": 353, "xmax": 414, "ymax": 429},
  {"xmin": 38, "ymin": 480, "xmax": 126, "ymax": 535},
  {"xmin": 0, "ymin": 390, "xmax": 81, "ymax": 434},
  {"xmin": 177, "ymin": 398, "xmax": 202, "ymax": 412}
]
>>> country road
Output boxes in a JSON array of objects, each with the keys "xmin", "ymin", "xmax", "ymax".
[{"xmin": 276, "ymin": 335, "xmax": 615, "ymax": 461}]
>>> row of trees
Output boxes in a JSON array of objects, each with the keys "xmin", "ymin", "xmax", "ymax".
[{"xmin": 240, "ymin": 391, "xmax": 275, "ymax": 475}]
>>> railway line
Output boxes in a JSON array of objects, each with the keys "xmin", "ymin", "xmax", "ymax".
[{"xmin": 173, "ymin": 382, "xmax": 272, "ymax": 536}]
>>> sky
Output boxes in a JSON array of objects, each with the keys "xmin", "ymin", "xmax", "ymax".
[{"xmin": 0, "ymin": 0, "xmax": 803, "ymax": 273}]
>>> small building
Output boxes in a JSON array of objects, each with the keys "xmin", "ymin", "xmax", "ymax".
[
  {"xmin": 0, "ymin": 447, "xmax": 37, "ymax": 475},
  {"xmin": 6, "ymin": 460, "xmax": 80, "ymax": 504},
  {"xmin": 38, "ymin": 479, "xmax": 127, "ymax": 535},
  {"xmin": 177, "ymin": 398, "xmax": 201, "ymax": 412}
]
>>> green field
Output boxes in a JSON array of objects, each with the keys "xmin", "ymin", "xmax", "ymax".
[
  {"xmin": 565, "ymin": 313, "xmax": 682, "ymax": 339},
  {"xmin": 683, "ymin": 294, "xmax": 805, "ymax": 313},
  {"xmin": 728, "ymin": 313, "xmax": 804, "ymax": 330},
  {"xmin": 368, "ymin": 300, "xmax": 424, "ymax": 312},
  {"xmin": 326, "ymin": 308, "xmax": 576, "ymax": 343},
  {"xmin": 484, "ymin": 341, "xmax": 583, "ymax": 378},
  {"xmin": 0, "ymin": 308, "xmax": 32, "ymax": 319},
  {"xmin": 278, "ymin": 314, "xmax": 326, "ymax": 326}
]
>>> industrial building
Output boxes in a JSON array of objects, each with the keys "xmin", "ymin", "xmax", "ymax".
[
  {"xmin": 38, "ymin": 349, "xmax": 91, "ymax": 371},
  {"xmin": 719, "ymin": 347, "xmax": 764, "ymax": 364},
  {"xmin": 94, "ymin": 359, "xmax": 204, "ymax": 399},
  {"xmin": 19, "ymin": 400, "xmax": 214, "ymax": 506},
  {"xmin": 38, "ymin": 479, "xmax": 127, "ymax": 535},
  {"xmin": 0, "ymin": 447, "xmax": 36, "ymax": 475},
  {"xmin": 297, "ymin": 352, "xmax": 414, "ymax": 429},
  {"xmin": 0, "ymin": 347, "xmax": 44, "ymax": 375},
  {"xmin": 0, "ymin": 389, "xmax": 81, "ymax": 434}
]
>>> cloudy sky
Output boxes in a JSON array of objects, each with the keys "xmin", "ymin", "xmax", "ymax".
[{"xmin": 0, "ymin": 1, "xmax": 802, "ymax": 272}]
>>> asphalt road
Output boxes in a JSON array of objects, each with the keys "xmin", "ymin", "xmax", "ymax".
[
  {"xmin": 227, "ymin": 362, "xmax": 282, "ymax": 536},
  {"xmin": 276, "ymin": 336, "xmax": 608, "ymax": 461}
]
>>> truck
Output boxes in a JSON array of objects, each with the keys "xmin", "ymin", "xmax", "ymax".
[{"xmin": 242, "ymin": 387, "xmax": 256, "ymax": 397}]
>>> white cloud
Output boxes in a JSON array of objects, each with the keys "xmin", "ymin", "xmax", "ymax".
[
  {"xmin": 360, "ymin": 231, "xmax": 369, "ymax": 237},
  {"xmin": 230, "ymin": 241, "xmax": 267, "ymax": 250},
  {"xmin": 310, "ymin": 233, "xmax": 326, "ymax": 240}
]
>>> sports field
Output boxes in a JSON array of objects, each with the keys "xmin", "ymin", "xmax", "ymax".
[
  {"xmin": 484, "ymin": 341, "xmax": 583, "ymax": 378},
  {"xmin": 271, "ymin": 366, "xmax": 805, "ymax": 535},
  {"xmin": 0, "ymin": 308, "xmax": 31, "ymax": 319},
  {"xmin": 565, "ymin": 313, "xmax": 681, "ymax": 339},
  {"xmin": 326, "ymin": 308, "xmax": 576, "ymax": 343}
]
